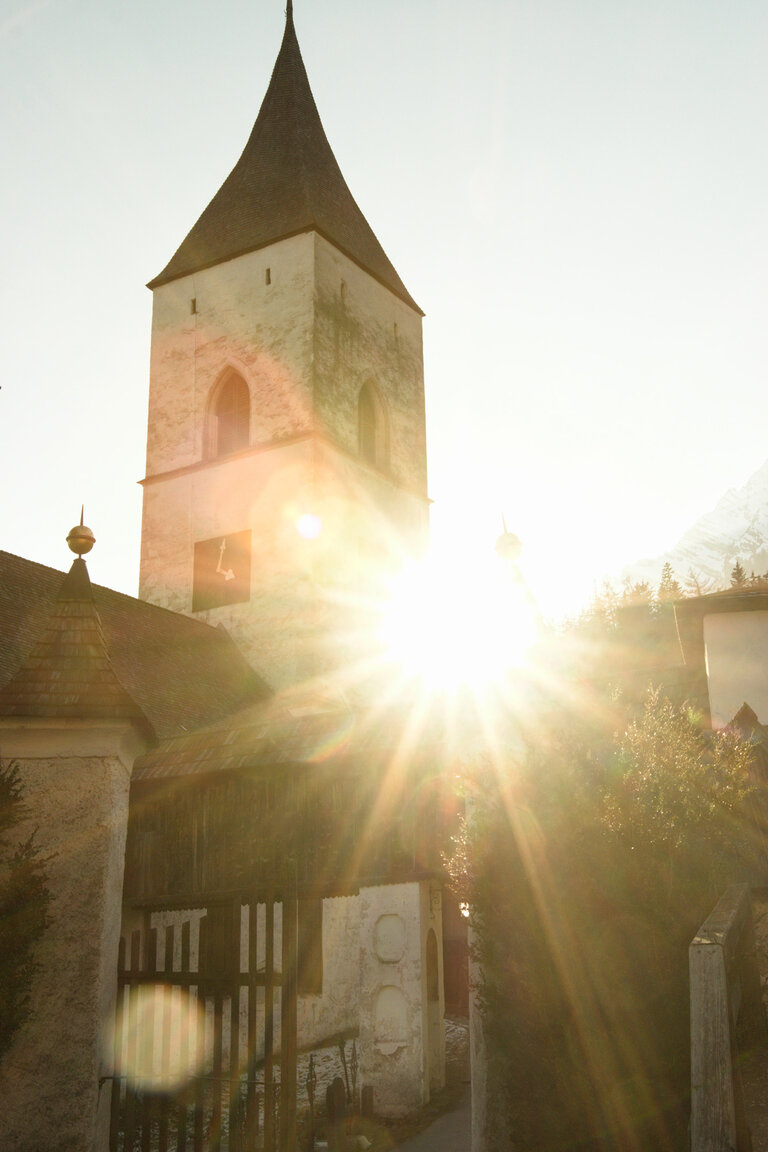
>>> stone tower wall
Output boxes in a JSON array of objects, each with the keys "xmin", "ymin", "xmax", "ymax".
[{"xmin": 139, "ymin": 233, "xmax": 428, "ymax": 686}]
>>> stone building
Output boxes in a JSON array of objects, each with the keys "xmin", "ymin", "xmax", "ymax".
[
  {"xmin": 0, "ymin": 7, "xmax": 455, "ymax": 1150},
  {"xmin": 139, "ymin": 0, "xmax": 429, "ymax": 690}
]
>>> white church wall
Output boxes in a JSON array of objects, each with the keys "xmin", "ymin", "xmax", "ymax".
[
  {"xmin": 704, "ymin": 609, "xmax": 768, "ymax": 727},
  {"xmin": 313, "ymin": 235, "xmax": 428, "ymax": 500},
  {"xmin": 297, "ymin": 894, "xmax": 361, "ymax": 1047},
  {"xmin": 0, "ymin": 730, "xmax": 137, "ymax": 1152},
  {"xmin": 145, "ymin": 235, "xmax": 316, "ymax": 479},
  {"xmin": 140, "ymin": 437, "xmax": 321, "ymax": 683},
  {"xmin": 140, "ymin": 230, "xmax": 431, "ymax": 686},
  {"xmin": 357, "ymin": 881, "xmax": 434, "ymax": 1118}
]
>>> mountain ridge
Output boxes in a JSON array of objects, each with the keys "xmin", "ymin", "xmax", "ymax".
[{"xmin": 624, "ymin": 457, "xmax": 768, "ymax": 592}]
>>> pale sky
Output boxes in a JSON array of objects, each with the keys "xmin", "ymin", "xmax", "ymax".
[{"xmin": 1, "ymin": 0, "xmax": 766, "ymax": 618}]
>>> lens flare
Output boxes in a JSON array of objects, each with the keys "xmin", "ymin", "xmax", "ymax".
[
  {"xmin": 380, "ymin": 549, "xmax": 537, "ymax": 691},
  {"xmin": 297, "ymin": 513, "xmax": 322, "ymax": 540},
  {"xmin": 306, "ymin": 711, "xmax": 356, "ymax": 762},
  {"xmin": 108, "ymin": 985, "xmax": 207, "ymax": 1091}
]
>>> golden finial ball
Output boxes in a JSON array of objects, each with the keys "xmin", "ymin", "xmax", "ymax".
[
  {"xmin": 495, "ymin": 531, "xmax": 522, "ymax": 563},
  {"xmin": 66, "ymin": 522, "xmax": 96, "ymax": 556}
]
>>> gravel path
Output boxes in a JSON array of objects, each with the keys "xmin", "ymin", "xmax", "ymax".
[{"xmin": 392, "ymin": 1084, "xmax": 471, "ymax": 1152}]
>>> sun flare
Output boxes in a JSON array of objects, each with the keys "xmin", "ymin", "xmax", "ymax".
[{"xmin": 379, "ymin": 547, "xmax": 537, "ymax": 691}]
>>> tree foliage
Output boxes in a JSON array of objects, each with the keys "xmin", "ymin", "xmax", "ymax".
[
  {"xmin": 621, "ymin": 577, "xmax": 654, "ymax": 606},
  {"xmin": 452, "ymin": 689, "xmax": 761, "ymax": 1152},
  {"xmin": 0, "ymin": 761, "xmax": 50, "ymax": 1061},
  {"xmin": 657, "ymin": 562, "xmax": 682, "ymax": 602},
  {"xmin": 684, "ymin": 567, "xmax": 716, "ymax": 597}
]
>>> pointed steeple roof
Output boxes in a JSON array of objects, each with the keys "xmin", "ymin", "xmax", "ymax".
[
  {"xmin": 0, "ymin": 555, "xmax": 154, "ymax": 741},
  {"xmin": 149, "ymin": 9, "xmax": 421, "ymax": 313}
]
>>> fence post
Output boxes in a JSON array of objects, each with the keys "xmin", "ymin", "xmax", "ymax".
[{"xmin": 690, "ymin": 883, "xmax": 763, "ymax": 1152}]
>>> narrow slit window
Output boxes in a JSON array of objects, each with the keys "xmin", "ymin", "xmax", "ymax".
[{"xmin": 358, "ymin": 384, "xmax": 377, "ymax": 465}]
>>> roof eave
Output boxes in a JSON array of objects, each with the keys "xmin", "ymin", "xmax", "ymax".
[{"xmin": 147, "ymin": 226, "xmax": 424, "ymax": 316}]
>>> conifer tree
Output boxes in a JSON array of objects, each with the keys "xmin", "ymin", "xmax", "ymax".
[
  {"xmin": 657, "ymin": 562, "xmax": 682, "ymax": 601},
  {"xmin": 622, "ymin": 579, "xmax": 653, "ymax": 605},
  {"xmin": 730, "ymin": 560, "xmax": 748, "ymax": 588}
]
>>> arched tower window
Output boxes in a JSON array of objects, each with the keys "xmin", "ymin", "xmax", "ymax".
[
  {"xmin": 209, "ymin": 372, "xmax": 250, "ymax": 457},
  {"xmin": 358, "ymin": 382, "xmax": 387, "ymax": 470}
]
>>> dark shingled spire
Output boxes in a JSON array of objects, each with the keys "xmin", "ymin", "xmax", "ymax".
[
  {"xmin": 0, "ymin": 556, "xmax": 154, "ymax": 740},
  {"xmin": 148, "ymin": 9, "xmax": 420, "ymax": 313}
]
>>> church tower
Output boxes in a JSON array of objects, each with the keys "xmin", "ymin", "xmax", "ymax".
[{"xmin": 138, "ymin": 5, "xmax": 429, "ymax": 687}]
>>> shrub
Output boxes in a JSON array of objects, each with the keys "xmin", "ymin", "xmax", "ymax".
[{"xmin": 452, "ymin": 689, "xmax": 760, "ymax": 1151}]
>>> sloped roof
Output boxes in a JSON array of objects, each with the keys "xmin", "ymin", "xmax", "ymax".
[
  {"xmin": 0, "ymin": 551, "xmax": 269, "ymax": 740},
  {"xmin": 0, "ymin": 556, "xmax": 153, "ymax": 739},
  {"xmin": 148, "ymin": 10, "xmax": 421, "ymax": 313},
  {"xmin": 132, "ymin": 691, "xmax": 447, "ymax": 781}
]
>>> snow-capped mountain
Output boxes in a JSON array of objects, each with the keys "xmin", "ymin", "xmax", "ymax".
[{"xmin": 625, "ymin": 458, "xmax": 768, "ymax": 593}]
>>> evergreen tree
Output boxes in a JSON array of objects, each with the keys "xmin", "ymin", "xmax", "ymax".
[
  {"xmin": 657, "ymin": 562, "xmax": 682, "ymax": 602},
  {"xmin": 622, "ymin": 579, "xmax": 653, "ymax": 605},
  {"xmin": 730, "ymin": 560, "xmax": 748, "ymax": 588},
  {"xmin": 0, "ymin": 760, "xmax": 50, "ymax": 1060},
  {"xmin": 578, "ymin": 580, "xmax": 620, "ymax": 632}
]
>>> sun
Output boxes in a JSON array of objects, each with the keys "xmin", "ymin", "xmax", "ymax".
[{"xmin": 379, "ymin": 543, "xmax": 538, "ymax": 692}]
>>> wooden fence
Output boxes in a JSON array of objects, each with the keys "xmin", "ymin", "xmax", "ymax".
[{"xmin": 109, "ymin": 892, "xmax": 297, "ymax": 1152}]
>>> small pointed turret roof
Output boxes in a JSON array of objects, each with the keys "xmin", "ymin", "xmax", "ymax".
[
  {"xmin": 149, "ymin": 8, "xmax": 420, "ymax": 313},
  {"xmin": 0, "ymin": 551, "xmax": 154, "ymax": 741}
]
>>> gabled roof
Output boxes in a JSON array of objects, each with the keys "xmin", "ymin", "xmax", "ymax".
[
  {"xmin": 0, "ymin": 555, "xmax": 153, "ymax": 739},
  {"xmin": 0, "ymin": 551, "xmax": 270, "ymax": 740},
  {"xmin": 148, "ymin": 9, "xmax": 421, "ymax": 313}
]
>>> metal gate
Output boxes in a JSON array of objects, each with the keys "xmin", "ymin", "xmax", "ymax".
[{"xmin": 109, "ymin": 889, "xmax": 298, "ymax": 1152}]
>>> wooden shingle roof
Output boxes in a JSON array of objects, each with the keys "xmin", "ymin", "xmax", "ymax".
[
  {"xmin": 0, "ymin": 551, "xmax": 269, "ymax": 740},
  {"xmin": 0, "ymin": 555, "xmax": 153, "ymax": 737},
  {"xmin": 148, "ymin": 9, "xmax": 420, "ymax": 313}
]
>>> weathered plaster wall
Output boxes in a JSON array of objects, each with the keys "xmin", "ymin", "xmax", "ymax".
[
  {"xmin": 298, "ymin": 895, "xmax": 361, "ymax": 1046},
  {"xmin": 358, "ymin": 882, "xmax": 433, "ymax": 1118},
  {"xmin": 144, "ymin": 235, "xmax": 315, "ymax": 479},
  {"xmin": 140, "ymin": 438, "xmax": 319, "ymax": 684},
  {"xmin": 139, "ymin": 232, "xmax": 429, "ymax": 687},
  {"xmin": 140, "ymin": 235, "xmax": 321, "ymax": 685},
  {"xmin": 312, "ymin": 236, "xmax": 427, "ymax": 499},
  {"xmin": 0, "ymin": 748, "xmax": 132, "ymax": 1152},
  {"xmin": 704, "ymin": 610, "xmax": 768, "ymax": 728}
]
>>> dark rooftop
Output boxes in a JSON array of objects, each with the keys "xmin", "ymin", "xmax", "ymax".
[
  {"xmin": 0, "ymin": 551, "xmax": 270, "ymax": 741},
  {"xmin": 148, "ymin": 9, "xmax": 420, "ymax": 313},
  {"xmin": 0, "ymin": 556, "xmax": 154, "ymax": 739},
  {"xmin": 132, "ymin": 685, "xmax": 451, "ymax": 780}
]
